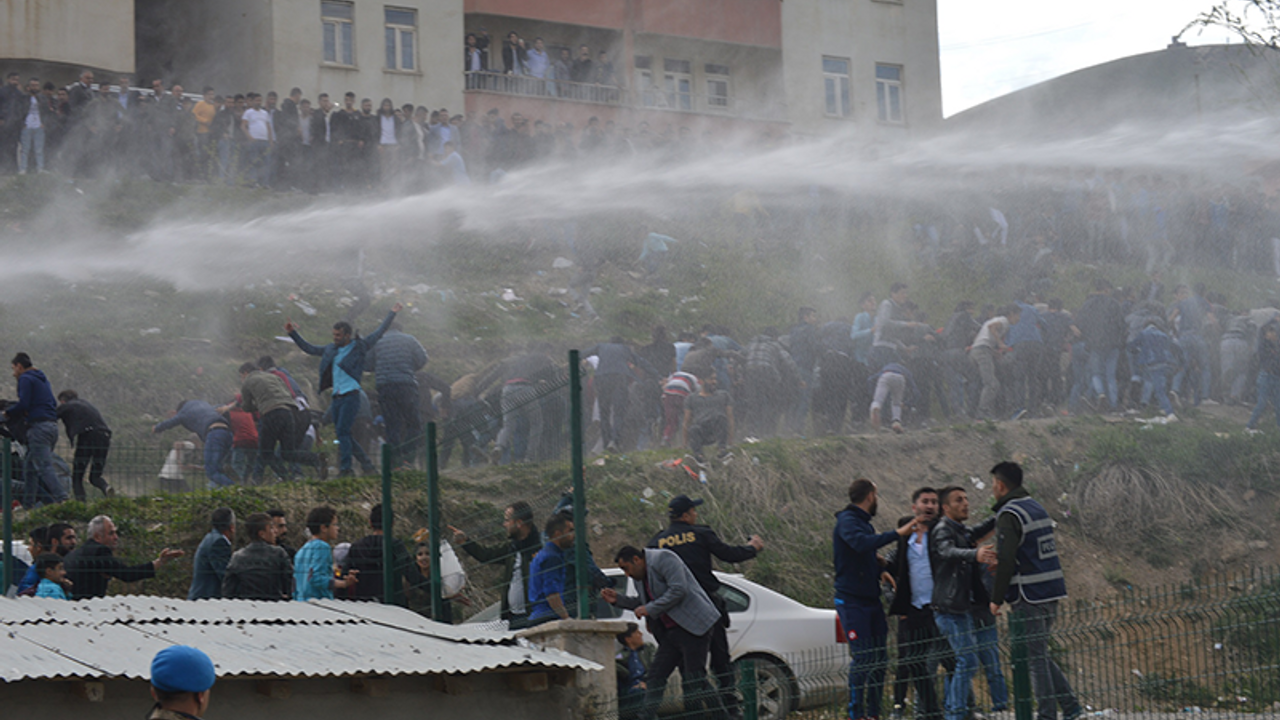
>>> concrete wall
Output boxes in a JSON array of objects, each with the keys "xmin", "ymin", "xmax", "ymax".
[
  {"xmin": 0, "ymin": 671, "xmax": 577, "ymax": 720},
  {"xmin": 0, "ymin": 0, "xmax": 134, "ymax": 74},
  {"xmin": 782, "ymin": 0, "xmax": 941, "ymax": 139},
  {"xmin": 139, "ymin": 0, "xmax": 462, "ymax": 110}
]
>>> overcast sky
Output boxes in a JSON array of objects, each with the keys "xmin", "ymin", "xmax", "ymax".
[{"xmin": 938, "ymin": 0, "xmax": 1240, "ymax": 116}]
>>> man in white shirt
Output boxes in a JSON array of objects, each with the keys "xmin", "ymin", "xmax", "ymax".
[
  {"xmin": 18, "ymin": 77, "xmax": 48, "ymax": 174},
  {"xmin": 239, "ymin": 92, "xmax": 275, "ymax": 187},
  {"xmin": 969, "ymin": 305, "xmax": 1021, "ymax": 420}
]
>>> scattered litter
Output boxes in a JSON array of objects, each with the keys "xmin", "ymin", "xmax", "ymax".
[
  {"xmin": 496, "ymin": 303, "xmax": 509, "ymax": 312},
  {"xmin": 657, "ymin": 288, "xmax": 669, "ymax": 295},
  {"xmin": 592, "ymin": 457, "xmax": 606, "ymax": 466},
  {"xmin": 699, "ymin": 470, "xmax": 707, "ymax": 485},
  {"xmin": 592, "ymin": 523, "xmax": 603, "ymax": 536},
  {"xmin": 680, "ymin": 295, "xmax": 702, "ymax": 304},
  {"xmin": 552, "ymin": 257, "xmax": 574, "ymax": 269},
  {"xmin": 500, "ymin": 288, "xmax": 523, "ymax": 302},
  {"xmin": 548, "ymin": 288, "xmax": 568, "ymax": 296},
  {"xmin": 140, "ymin": 327, "xmax": 161, "ymax": 335},
  {"xmin": 1214, "ymin": 432, "xmax": 1230, "ymax": 438},
  {"xmin": 642, "ymin": 487, "xmax": 655, "ymax": 498},
  {"xmin": 638, "ymin": 497, "xmax": 653, "ymax": 506},
  {"xmin": 439, "ymin": 290, "xmax": 456, "ymax": 302},
  {"xmin": 1214, "ymin": 643, "xmax": 1224, "ymax": 650},
  {"xmin": 407, "ymin": 283, "xmax": 432, "ymax": 294},
  {"xmin": 974, "ymin": 480, "xmax": 985, "ymax": 490},
  {"xmin": 743, "ymin": 437, "xmax": 761, "ymax": 444},
  {"xmin": 1181, "ymin": 707, "xmax": 1202, "ymax": 713},
  {"xmin": 293, "ymin": 299, "xmax": 317, "ymax": 316},
  {"xmin": 273, "ymin": 335, "xmax": 293, "ymax": 342},
  {"xmin": 589, "ymin": 287, "xmax": 604, "ymax": 295}
]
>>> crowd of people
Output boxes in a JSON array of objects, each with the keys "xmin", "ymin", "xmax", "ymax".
[
  {"xmin": 7, "ymin": 269, "xmax": 1280, "ymax": 506},
  {"xmin": 6, "ymin": 457, "xmax": 1077, "ymax": 720}
]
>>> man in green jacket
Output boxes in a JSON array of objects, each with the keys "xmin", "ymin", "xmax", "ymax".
[{"xmin": 222, "ymin": 363, "xmax": 321, "ymax": 483}]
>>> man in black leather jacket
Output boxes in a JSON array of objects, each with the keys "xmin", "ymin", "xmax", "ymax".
[
  {"xmin": 222, "ymin": 512, "xmax": 292, "ymax": 600},
  {"xmin": 930, "ymin": 486, "xmax": 996, "ymax": 720}
]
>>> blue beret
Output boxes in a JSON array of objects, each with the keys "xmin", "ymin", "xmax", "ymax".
[{"xmin": 150, "ymin": 645, "xmax": 216, "ymax": 693}]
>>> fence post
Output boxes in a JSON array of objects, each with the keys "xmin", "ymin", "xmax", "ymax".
[
  {"xmin": 2, "ymin": 438, "xmax": 11, "ymax": 593},
  {"xmin": 1009, "ymin": 609, "xmax": 1033, "ymax": 720},
  {"xmin": 569, "ymin": 349, "xmax": 589, "ymax": 620},
  {"xmin": 739, "ymin": 659, "xmax": 757, "ymax": 720},
  {"xmin": 426, "ymin": 421, "xmax": 443, "ymax": 621},
  {"xmin": 380, "ymin": 442, "xmax": 395, "ymax": 605}
]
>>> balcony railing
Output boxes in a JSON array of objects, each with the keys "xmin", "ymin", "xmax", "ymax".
[{"xmin": 465, "ymin": 71, "xmax": 623, "ymax": 106}]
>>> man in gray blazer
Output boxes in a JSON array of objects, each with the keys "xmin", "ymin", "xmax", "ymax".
[{"xmin": 602, "ymin": 545, "xmax": 726, "ymax": 720}]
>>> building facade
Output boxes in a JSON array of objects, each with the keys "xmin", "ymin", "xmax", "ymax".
[
  {"xmin": 782, "ymin": 0, "xmax": 943, "ymax": 140},
  {"xmin": 5, "ymin": 0, "xmax": 940, "ymax": 139}
]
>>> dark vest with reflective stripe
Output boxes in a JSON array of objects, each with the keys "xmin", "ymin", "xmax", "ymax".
[{"xmin": 998, "ymin": 496, "xmax": 1067, "ymax": 604}]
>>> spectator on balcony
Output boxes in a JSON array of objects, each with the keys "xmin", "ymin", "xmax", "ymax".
[
  {"xmin": 526, "ymin": 38, "xmax": 550, "ymax": 87},
  {"xmin": 595, "ymin": 51, "xmax": 616, "ymax": 87},
  {"xmin": 550, "ymin": 48, "xmax": 573, "ymax": 97},
  {"xmin": 570, "ymin": 45, "xmax": 594, "ymax": 84},
  {"xmin": 502, "ymin": 31, "xmax": 528, "ymax": 75},
  {"xmin": 465, "ymin": 33, "xmax": 488, "ymax": 73}
]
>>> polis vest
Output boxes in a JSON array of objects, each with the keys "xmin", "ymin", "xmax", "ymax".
[{"xmin": 998, "ymin": 496, "xmax": 1067, "ymax": 604}]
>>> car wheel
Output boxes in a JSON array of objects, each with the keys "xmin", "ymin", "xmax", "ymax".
[{"xmin": 735, "ymin": 657, "xmax": 794, "ymax": 720}]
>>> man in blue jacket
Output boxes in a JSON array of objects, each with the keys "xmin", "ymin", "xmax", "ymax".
[
  {"xmin": 833, "ymin": 478, "xmax": 919, "ymax": 720},
  {"xmin": 152, "ymin": 400, "xmax": 235, "ymax": 488},
  {"xmin": 188, "ymin": 508, "xmax": 235, "ymax": 600},
  {"xmin": 285, "ymin": 303, "xmax": 401, "ymax": 476},
  {"xmin": 3, "ymin": 353, "xmax": 67, "ymax": 507}
]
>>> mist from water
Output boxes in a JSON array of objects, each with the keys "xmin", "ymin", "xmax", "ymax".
[{"xmin": 9, "ymin": 109, "xmax": 1280, "ymax": 293}]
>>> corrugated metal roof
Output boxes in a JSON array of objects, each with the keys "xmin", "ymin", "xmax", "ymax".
[{"xmin": 0, "ymin": 596, "xmax": 599, "ymax": 682}]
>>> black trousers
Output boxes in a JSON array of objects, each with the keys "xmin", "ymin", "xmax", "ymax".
[
  {"xmin": 71, "ymin": 428, "xmax": 111, "ymax": 501},
  {"xmin": 709, "ymin": 615, "xmax": 740, "ymax": 716},
  {"xmin": 896, "ymin": 605, "xmax": 950, "ymax": 720},
  {"xmin": 595, "ymin": 374, "xmax": 631, "ymax": 448},
  {"xmin": 254, "ymin": 408, "xmax": 318, "ymax": 482},
  {"xmin": 378, "ymin": 383, "xmax": 422, "ymax": 466},
  {"xmin": 646, "ymin": 624, "xmax": 725, "ymax": 720},
  {"xmin": 687, "ymin": 415, "xmax": 728, "ymax": 458}
]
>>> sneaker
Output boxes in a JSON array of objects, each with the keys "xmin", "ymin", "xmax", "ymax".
[
  {"xmin": 891, "ymin": 420, "xmax": 904, "ymax": 434},
  {"xmin": 693, "ymin": 454, "xmax": 709, "ymax": 468},
  {"xmin": 870, "ymin": 406, "xmax": 881, "ymax": 431},
  {"xmin": 1096, "ymin": 394, "xmax": 1108, "ymax": 411},
  {"xmin": 102, "ymin": 484, "xmax": 116, "ymax": 498},
  {"xmin": 1169, "ymin": 390, "xmax": 1182, "ymax": 409},
  {"xmin": 717, "ymin": 450, "xmax": 733, "ymax": 464},
  {"xmin": 1165, "ymin": 413, "xmax": 1179, "ymax": 422}
]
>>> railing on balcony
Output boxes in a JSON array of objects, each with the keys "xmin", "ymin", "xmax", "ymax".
[{"xmin": 465, "ymin": 71, "xmax": 623, "ymax": 106}]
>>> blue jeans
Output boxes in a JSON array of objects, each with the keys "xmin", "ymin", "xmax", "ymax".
[
  {"xmin": 973, "ymin": 620, "xmax": 1009, "ymax": 711},
  {"xmin": 1139, "ymin": 364, "xmax": 1175, "ymax": 415},
  {"xmin": 835, "ymin": 596, "xmax": 888, "ymax": 720},
  {"xmin": 1248, "ymin": 371, "xmax": 1280, "ymax": 429},
  {"xmin": 23, "ymin": 420, "xmax": 66, "ymax": 507},
  {"xmin": 1172, "ymin": 334, "xmax": 1212, "ymax": 404},
  {"xmin": 331, "ymin": 391, "xmax": 373, "ymax": 472},
  {"xmin": 934, "ymin": 611, "xmax": 980, "ymax": 720},
  {"xmin": 203, "ymin": 427, "xmax": 235, "ymax": 488},
  {"xmin": 19, "ymin": 126, "xmax": 45, "ymax": 173},
  {"xmin": 1087, "ymin": 347, "xmax": 1119, "ymax": 408}
]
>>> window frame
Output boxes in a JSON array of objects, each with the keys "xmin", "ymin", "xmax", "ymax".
[
  {"xmin": 822, "ymin": 56, "xmax": 851, "ymax": 118},
  {"xmin": 663, "ymin": 58, "xmax": 693, "ymax": 112},
  {"xmin": 384, "ymin": 6, "xmax": 418, "ymax": 72},
  {"xmin": 875, "ymin": 63, "xmax": 905, "ymax": 124},
  {"xmin": 321, "ymin": 1, "xmax": 356, "ymax": 67},
  {"xmin": 704, "ymin": 63, "xmax": 730, "ymax": 112}
]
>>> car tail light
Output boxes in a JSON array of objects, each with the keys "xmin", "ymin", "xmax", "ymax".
[{"xmin": 835, "ymin": 615, "xmax": 847, "ymax": 644}]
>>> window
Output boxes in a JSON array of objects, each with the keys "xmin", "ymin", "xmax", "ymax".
[
  {"xmin": 705, "ymin": 63, "xmax": 730, "ymax": 110},
  {"xmin": 322, "ymin": 1, "xmax": 355, "ymax": 66},
  {"xmin": 635, "ymin": 56, "xmax": 657, "ymax": 107},
  {"xmin": 385, "ymin": 7, "xmax": 417, "ymax": 71},
  {"xmin": 876, "ymin": 64, "xmax": 904, "ymax": 123},
  {"xmin": 716, "ymin": 583, "xmax": 751, "ymax": 614},
  {"xmin": 823, "ymin": 57, "xmax": 850, "ymax": 117},
  {"xmin": 663, "ymin": 58, "xmax": 692, "ymax": 111}
]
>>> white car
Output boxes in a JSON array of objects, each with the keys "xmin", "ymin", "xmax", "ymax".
[{"xmin": 471, "ymin": 569, "xmax": 847, "ymax": 720}]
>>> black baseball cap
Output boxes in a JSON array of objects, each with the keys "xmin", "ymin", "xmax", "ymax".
[{"xmin": 668, "ymin": 495, "xmax": 704, "ymax": 517}]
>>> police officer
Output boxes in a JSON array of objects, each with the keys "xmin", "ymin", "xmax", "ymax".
[
  {"xmin": 648, "ymin": 494, "xmax": 763, "ymax": 720},
  {"xmin": 148, "ymin": 645, "xmax": 217, "ymax": 720},
  {"xmin": 989, "ymin": 461, "xmax": 1082, "ymax": 720}
]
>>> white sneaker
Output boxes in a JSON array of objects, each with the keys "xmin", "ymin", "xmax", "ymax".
[{"xmin": 1165, "ymin": 413, "xmax": 1178, "ymax": 422}]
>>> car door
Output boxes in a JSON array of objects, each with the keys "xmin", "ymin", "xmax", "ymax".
[{"xmin": 717, "ymin": 578, "xmax": 758, "ymax": 654}]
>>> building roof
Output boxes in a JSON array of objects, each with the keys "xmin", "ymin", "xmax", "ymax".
[{"xmin": 0, "ymin": 596, "xmax": 599, "ymax": 682}]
